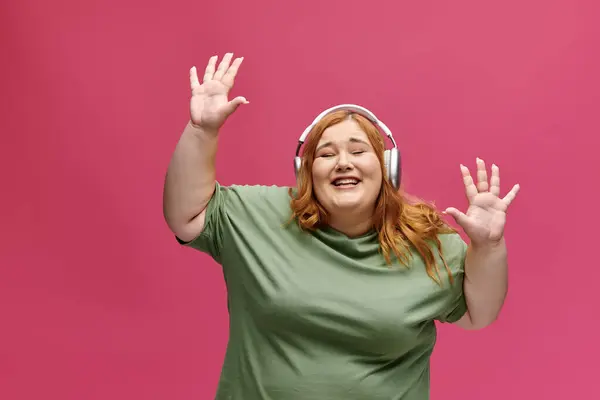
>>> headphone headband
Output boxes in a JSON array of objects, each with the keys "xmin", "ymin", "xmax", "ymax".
[
  {"xmin": 295, "ymin": 104, "xmax": 397, "ymax": 157},
  {"xmin": 294, "ymin": 103, "xmax": 402, "ymax": 190}
]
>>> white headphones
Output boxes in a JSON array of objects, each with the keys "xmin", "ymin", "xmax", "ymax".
[{"xmin": 294, "ymin": 104, "xmax": 402, "ymax": 190}]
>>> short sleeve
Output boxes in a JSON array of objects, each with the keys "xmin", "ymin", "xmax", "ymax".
[
  {"xmin": 175, "ymin": 182, "xmax": 289, "ymax": 265},
  {"xmin": 175, "ymin": 181, "xmax": 231, "ymax": 264},
  {"xmin": 436, "ymin": 233, "xmax": 469, "ymax": 323}
]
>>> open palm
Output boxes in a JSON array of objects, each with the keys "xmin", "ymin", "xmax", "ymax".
[
  {"xmin": 189, "ymin": 53, "xmax": 248, "ymax": 132},
  {"xmin": 445, "ymin": 158, "xmax": 520, "ymax": 246}
]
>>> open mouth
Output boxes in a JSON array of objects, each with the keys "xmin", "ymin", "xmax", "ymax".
[{"xmin": 331, "ymin": 178, "xmax": 361, "ymax": 187}]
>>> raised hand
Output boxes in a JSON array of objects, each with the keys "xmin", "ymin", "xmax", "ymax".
[
  {"xmin": 444, "ymin": 158, "xmax": 520, "ymax": 246},
  {"xmin": 189, "ymin": 53, "xmax": 248, "ymax": 132}
]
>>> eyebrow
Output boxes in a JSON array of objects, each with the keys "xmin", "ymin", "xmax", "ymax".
[{"xmin": 316, "ymin": 137, "xmax": 369, "ymax": 152}]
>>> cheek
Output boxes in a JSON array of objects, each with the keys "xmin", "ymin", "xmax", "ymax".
[
  {"xmin": 311, "ymin": 161, "xmax": 332, "ymax": 184},
  {"xmin": 359, "ymin": 157, "xmax": 383, "ymax": 181},
  {"xmin": 310, "ymin": 166, "xmax": 328, "ymax": 197}
]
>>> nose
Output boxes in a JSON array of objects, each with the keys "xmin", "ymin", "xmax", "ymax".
[{"xmin": 335, "ymin": 152, "xmax": 354, "ymax": 171}]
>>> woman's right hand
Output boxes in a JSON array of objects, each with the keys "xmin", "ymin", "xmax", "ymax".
[{"xmin": 189, "ymin": 53, "xmax": 248, "ymax": 133}]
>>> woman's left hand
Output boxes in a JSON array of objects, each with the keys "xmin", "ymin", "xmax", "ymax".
[{"xmin": 444, "ymin": 158, "xmax": 520, "ymax": 246}]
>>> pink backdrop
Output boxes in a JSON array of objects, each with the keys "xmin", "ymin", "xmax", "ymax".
[{"xmin": 2, "ymin": 0, "xmax": 598, "ymax": 398}]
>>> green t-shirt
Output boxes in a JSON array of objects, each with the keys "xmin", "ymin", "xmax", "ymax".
[{"xmin": 180, "ymin": 183, "xmax": 468, "ymax": 400}]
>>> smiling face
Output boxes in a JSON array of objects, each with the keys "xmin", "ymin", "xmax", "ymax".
[{"xmin": 311, "ymin": 118, "xmax": 383, "ymax": 218}]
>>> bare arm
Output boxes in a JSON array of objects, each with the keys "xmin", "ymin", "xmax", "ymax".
[
  {"xmin": 444, "ymin": 159, "xmax": 520, "ymax": 330},
  {"xmin": 454, "ymin": 239, "xmax": 508, "ymax": 330},
  {"xmin": 163, "ymin": 123, "xmax": 219, "ymax": 242},
  {"xmin": 162, "ymin": 53, "xmax": 247, "ymax": 242}
]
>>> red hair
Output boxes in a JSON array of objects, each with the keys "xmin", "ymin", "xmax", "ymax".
[{"xmin": 288, "ymin": 110, "xmax": 456, "ymax": 285}]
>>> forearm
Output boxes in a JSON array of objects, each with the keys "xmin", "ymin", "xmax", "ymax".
[
  {"xmin": 163, "ymin": 121, "xmax": 219, "ymax": 232},
  {"xmin": 462, "ymin": 238, "xmax": 508, "ymax": 328}
]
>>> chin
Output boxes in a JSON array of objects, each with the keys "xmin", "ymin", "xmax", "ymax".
[
  {"xmin": 330, "ymin": 191, "xmax": 367, "ymax": 210},
  {"xmin": 332, "ymin": 200, "xmax": 361, "ymax": 210}
]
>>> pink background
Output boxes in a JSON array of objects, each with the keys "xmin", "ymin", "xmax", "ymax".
[{"xmin": 2, "ymin": 0, "xmax": 598, "ymax": 398}]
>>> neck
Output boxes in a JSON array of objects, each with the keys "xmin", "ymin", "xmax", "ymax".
[{"xmin": 327, "ymin": 210, "xmax": 374, "ymax": 238}]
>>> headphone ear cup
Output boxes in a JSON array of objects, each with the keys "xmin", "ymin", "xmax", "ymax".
[
  {"xmin": 383, "ymin": 149, "xmax": 391, "ymax": 176},
  {"xmin": 384, "ymin": 148, "xmax": 401, "ymax": 190},
  {"xmin": 294, "ymin": 156, "xmax": 302, "ymax": 179}
]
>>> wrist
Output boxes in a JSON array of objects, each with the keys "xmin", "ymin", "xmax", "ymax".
[
  {"xmin": 186, "ymin": 120, "xmax": 219, "ymax": 138},
  {"xmin": 470, "ymin": 236, "xmax": 506, "ymax": 252}
]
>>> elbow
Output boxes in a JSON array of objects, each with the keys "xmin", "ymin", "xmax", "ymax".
[
  {"xmin": 163, "ymin": 201, "xmax": 194, "ymax": 235},
  {"xmin": 162, "ymin": 205, "xmax": 182, "ymax": 235},
  {"xmin": 470, "ymin": 310, "xmax": 502, "ymax": 330},
  {"xmin": 164, "ymin": 216, "xmax": 193, "ymax": 243},
  {"xmin": 464, "ymin": 319, "xmax": 495, "ymax": 331},
  {"xmin": 455, "ymin": 310, "xmax": 499, "ymax": 331},
  {"xmin": 164, "ymin": 209, "xmax": 207, "ymax": 243}
]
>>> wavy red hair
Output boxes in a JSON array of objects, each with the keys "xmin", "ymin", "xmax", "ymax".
[{"xmin": 288, "ymin": 110, "xmax": 456, "ymax": 285}]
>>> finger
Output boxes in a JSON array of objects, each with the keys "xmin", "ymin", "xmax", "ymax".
[
  {"xmin": 221, "ymin": 57, "xmax": 244, "ymax": 88},
  {"xmin": 443, "ymin": 207, "xmax": 470, "ymax": 227},
  {"xmin": 203, "ymin": 55, "xmax": 218, "ymax": 83},
  {"xmin": 222, "ymin": 96, "xmax": 249, "ymax": 117},
  {"xmin": 476, "ymin": 157, "xmax": 489, "ymax": 192},
  {"xmin": 213, "ymin": 53, "xmax": 233, "ymax": 81},
  {"xmin": 190, "ymin": 66, "xmax": 201, "ymax": 91},
  {"xmin": 460, "ymin": 164, "xmax": 478, "ymax": 202},
  {"xmin": 502, "ymin": 184, "xmax": 520, "ymax": 206},
  {"xmin": 490, "ymin": 164, "xmax": 500, "ymax": 196}
]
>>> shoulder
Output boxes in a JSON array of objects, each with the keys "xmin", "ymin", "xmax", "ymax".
[
  {"xmin": 218, "ymin": 182, "xmax": 291, "ymax": 200},
  {"xmin": 436, "ymin": 232, "xmax": 468, "ymax": 270},
  {"xmin": 431, "ymin": 232, "xmax": 469, "ymax": 322},
  {"xmin": 437, "ymin": 232, "xmax": 468, "ymax": 253},
  {"xmin": 207, "ymin": 182, "xmax": 297, "ymax": 226},
  {"xmin": 178, "ymin": 182, "xmax": 295, "ymax": 259},
  {"xmin": 214, "ymin": 182, "xmax": 293, "ymax": 213},
  {"xmin": 431, "ymin": 232, "xmax": 468, "ymax": 302}
]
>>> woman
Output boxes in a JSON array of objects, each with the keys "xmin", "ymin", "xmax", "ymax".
[{"xmin": 163, "ymin": 53, "xmax": 520, "ymax": 400}]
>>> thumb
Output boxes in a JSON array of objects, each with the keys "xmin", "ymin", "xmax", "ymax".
[
  {"xmin": 443, "ymin": 207, "xmax": 469, "ymax": 227},
  {"xmin": 223, "ymin": 96, "xmax": 249, "ymax": 116}
]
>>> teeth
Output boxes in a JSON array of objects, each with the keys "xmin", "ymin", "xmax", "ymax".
[{"xmin": 333, "ymin": 179, "xmax": 358, "ymax": 186}]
